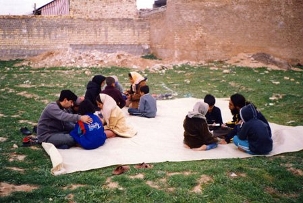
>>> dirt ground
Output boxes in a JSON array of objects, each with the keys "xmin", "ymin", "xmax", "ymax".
[{"xmin": 15, "ymin": 49, "xmax": 300, "ymax": 71}]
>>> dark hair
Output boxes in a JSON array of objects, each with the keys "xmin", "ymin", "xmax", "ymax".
[
  {"xmin": 140, "ymin": 85, "xmax": 149, "ymax": 94},
  {"xmin": 230, "ymin": 93, "xmax": 246, "ymax": 108},
  {"xmin": 96, "ymin": 94, "xmax": 102, "ymax": 104},
  {"xmin": 59, "ymin": 90, "xmax": 77, "ymax": 102},
  {"xmin": 204, "ymin": 94, "xmax": 215, "ymax": 106},
  {"xmin": 106, "ymin": 77, "xmax": 115, "ymax": 86},
  {"xmin": 78, "ymin": 99, "xmax": 95, "ymax": 115},
  {"xmin": 92, "ymin": 75, "xmax": 106, "ymax": 86}
]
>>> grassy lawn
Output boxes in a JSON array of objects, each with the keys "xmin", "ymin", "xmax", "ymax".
[{"xmin": 0, "ymin": 60, "xmax": 303, "ymax": 202}]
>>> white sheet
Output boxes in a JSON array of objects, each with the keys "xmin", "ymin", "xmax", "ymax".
[{"xmin": 42, "ymin": 98, "xmax": 303, "ymax": 175}]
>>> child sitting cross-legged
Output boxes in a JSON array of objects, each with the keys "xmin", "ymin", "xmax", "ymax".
[
  {"xmin": 128, "ymin": 85, "xmax": 157, "ymax": 118},
  {"xmin": 233, "ymin": 103, "xmax": 273, "ymax": 155}
]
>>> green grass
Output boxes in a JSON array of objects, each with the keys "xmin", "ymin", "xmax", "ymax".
[{"xmin": 0, "ymin": 60, "xmax": 303, "ymax": 202}]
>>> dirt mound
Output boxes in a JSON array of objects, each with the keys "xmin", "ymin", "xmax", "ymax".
[
  {"xmin": 16, "ymin": 49, "xmax": 297, "ymax": 71},
  {"xmin": 17, "ymin": 49, "xmax": 179, "ymax": 71}
]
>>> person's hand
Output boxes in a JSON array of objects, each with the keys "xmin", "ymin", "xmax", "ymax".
[
  {"xmin": 80, "ymin": 115, "xmax": 92, "ymax": 124},
  {"xmin": 100, "ymin": 117, "xmax": 105, "ymax": 125},
  {"xmin": 219, "ymin": 139, "xmax": 227, "ymax": 144},
  {"xmin": 236, "ymin": 120, "xmax": 243, "ymax": 125},
  {"xmin": 124, "ymin": 91, "xmax": 130, "ymax": 96},
  {"xmin": 221, "ymin": 123, "xmax": 228, "ymax": 128}
]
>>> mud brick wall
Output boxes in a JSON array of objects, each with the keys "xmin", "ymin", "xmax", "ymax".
[
  {"xmin": 69, "ymin": 0, "xmax": 137, "ymax": 19},
  {"xmin": 0, "ymin": 0, "xmax": 302, "ymax": 64},
  {"xmin": 148, "ymin": 0, "xmax": 303, "ymax": 63},
  {"xmin": 0, "ymin": 16, "xmax": 149, "ymax": 59}
]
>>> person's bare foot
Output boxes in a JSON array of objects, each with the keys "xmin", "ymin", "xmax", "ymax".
[
  {"xmin": 105, "ymin": 130, "xmax": 116, "ymax": 138},
  {"xmin": 193, "ymin": 145, "xmax": 207, "ymax": 151}
]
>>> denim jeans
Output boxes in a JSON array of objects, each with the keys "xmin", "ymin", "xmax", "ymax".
[
  {"xmin": 233, "ymin": 135, "xmax": 253, "ymax": 154},
  {"xmin": 46, "ymin": 132, "xmax": 75, "ymax": 148},
  {"xmin": 206, "ymin": 143, "xmax": 218, "ymax": 150},
  {"xmin": 128, "ymin": 108, "xmax": 142, "ymax": 116}
]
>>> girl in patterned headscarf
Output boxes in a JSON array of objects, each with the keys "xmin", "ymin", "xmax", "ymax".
[
  {"xmin": 125, "ymin": 72, "xmax": 147, "ymax": 108},
  {"xmin": 183, "ymin": 101, "xmax": 219, "ymax": 151},
  {"xmin": 96, "ymin": 93, "xmax": 137, "ymax": 138}
]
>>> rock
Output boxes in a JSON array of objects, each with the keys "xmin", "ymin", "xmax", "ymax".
[{"xmin": 251, "ymin": 53, "xmax": 292, "ymax": 70}]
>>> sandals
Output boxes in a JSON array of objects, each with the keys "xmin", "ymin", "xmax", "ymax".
[
  {"xmin": 134, "ymin": 162, "xmax": 153, "ymax": 169},
  {"xmin": 112, "ymin": 165, "xmax": 130, "ymax": 175},
  {"xmin": 22, "ymin": 135, "xmax": 40, "ymax": 147},
  {"xmin": 112, "ymin": 162, "xmax": 153, "ymax": 175}
]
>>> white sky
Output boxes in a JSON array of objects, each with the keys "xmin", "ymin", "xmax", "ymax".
[{"xmin": 0, "ymin": 0, "xmax": 154, "ymax": 15}]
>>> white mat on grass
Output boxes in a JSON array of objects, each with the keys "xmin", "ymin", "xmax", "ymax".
[{"xmin": 42, "ymin": 98, "xmax": 303, "ymax": 175}]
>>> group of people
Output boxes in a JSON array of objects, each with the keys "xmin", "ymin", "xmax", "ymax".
[
  {"xmin": 36, "ymin": 71, "xmax": 272, "ymax": 155},
  {"xmin": 37, "ymin": 72, "xmax": 157, "ymax": 149},
  {"xmin": 183, "ymin": 93, "xmax": 273, "ymax": 155}
]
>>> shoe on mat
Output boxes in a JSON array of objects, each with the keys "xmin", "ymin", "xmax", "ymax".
[
  {"xmin": 20, "ymin": 127, "xmax": 32, "ymax": 135},
  {"xmin": 112, "ymin": 165, "xmax": 130, "ymax": 175}
]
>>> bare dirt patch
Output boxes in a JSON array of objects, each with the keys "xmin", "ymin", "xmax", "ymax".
[
  {"xmin": 265, "ymin": 186, "xmax": 300, "ymax": 198},
  {"xmin": 8, "ymin": 152, "xmax": 26, "ymax": 162},
  {"xmin": 0, "ymin": 137, "xmax": 7, "ymax": 142},
  {"xmin": 146, "ymin": 178, "xmax": 175, "ymax": 192},
  {"xmin": 16, "ymin": 91, "xmax": 40, "ymax": 99},
  {"xmin": 63, "ymin": 184, "xmax": 86, "ymax": 190},
  {"xmin": 104, "ymin": 177, "xmax": 123, "ymax": 190},
  {"xmin": 5, "ymin": 167, "xmax": 25, "ymax": 173},
  {"xmin": 18, "ymin": 120, "xmax": 37, "ymax": 126},
  {"xmin": 191, "ymin": 174, "xmax": 213, "ymax": 193},
  {"xmin": 281, "ymin": 163, "xmax": 303, "ymax": 176},
  {"xmin": 167, "ymin": 171, "xmax": 194, "ymax": 176},
  {"xmin": 129, "ymin": 173, "xmax": 144, "ymax": 179},
  {"xmin": 0, "ymin": 182, "xmax": 38, "ymax": 197}
]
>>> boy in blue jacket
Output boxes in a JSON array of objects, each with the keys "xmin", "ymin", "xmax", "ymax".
[
  {"xmin": 233, "ymin": 104, "xmax": 273, "ymax": 155},
  {"xmin": 70, "ymin": 99, "xmax": 107, "ymax": 150}
]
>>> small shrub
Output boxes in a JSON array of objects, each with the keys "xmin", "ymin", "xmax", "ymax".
[{"xmin": 141, "ymin": 54, "xmax": 160, "ymax": 60}]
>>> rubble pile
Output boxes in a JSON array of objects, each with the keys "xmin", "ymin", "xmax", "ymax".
[{"xmin": 16, "ymin": 49, "xmax": 296, "ymax": 71}]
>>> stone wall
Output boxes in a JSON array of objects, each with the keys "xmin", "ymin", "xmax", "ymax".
[
  {"xmin": 70, "ymin": 0, "xmax": 137, "ymax": 19},
  {"xmin": 0, "ymin": 0, "xmax": 302, "ymax": 64},
  {"xmin": 0, "ymin": 16, "xmax": 149, "ymax": 59},
  {"xmin": 147, "ymin": 0, "xmax": 303, "ymax": 63}
]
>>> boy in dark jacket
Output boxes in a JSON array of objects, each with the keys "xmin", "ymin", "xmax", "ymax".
[
  {"xmin": 204, "ymin": 94, "xmax": 223, "ymax": 131},
  {"xmin": 233, "ymin": 104, "xmax": 273, "ymax": 155}
]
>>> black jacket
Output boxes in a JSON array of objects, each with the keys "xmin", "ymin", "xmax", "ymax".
[
  {"xmin": 238, "ymin": 104, "xmax": 273, "ymax": 154},
  {"xmin": 84, "ymin": 81, "xmax": 101, "ymax": 110}
]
